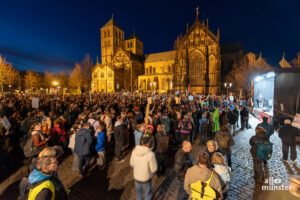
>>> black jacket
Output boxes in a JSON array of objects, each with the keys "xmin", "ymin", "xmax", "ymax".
[
  {"xmin": 279, "ymin": 124, "xmax": 299, "ymax": 146},
  {"xmin": 155, "ymin": 131, "xmax": 169, "ymax": 153},
  {"xmin": 114, "ymin": 121, "xmax": 125, "ymax": 144},
  {"xmin": 174, "ymin": 149, "xmax": 192, "ymax": 182}
]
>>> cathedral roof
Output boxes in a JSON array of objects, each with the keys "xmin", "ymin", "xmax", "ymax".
[
  {"xmin": 279, "ymin": 53, "xmax": 292, "ymax": 68},
  {"xmin": 126, "ymin": 32, "xmax": 141, "ymax": 41},
  {"xmin": 145, "ymin": 50, "xmax": 176, "ymax": 63},
  {"xmin": 103, "ymin": 17, "xmax": 120, "ymax": 29}
]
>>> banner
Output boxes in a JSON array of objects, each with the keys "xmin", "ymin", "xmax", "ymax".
[{"xmin": 32, "ymin": 97, "xmax": 39, "ymax": 108}]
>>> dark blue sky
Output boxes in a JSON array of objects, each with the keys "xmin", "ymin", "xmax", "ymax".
[{"xmin": 0, "ymin": 0, "xmax": 299, "ymax": 72}]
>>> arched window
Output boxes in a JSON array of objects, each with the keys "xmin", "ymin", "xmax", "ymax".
[
  {"xmin": 101, "ymin": 72, "xmax": 104, "ymax": 78},
  {"xmin": 150, "ymin": 66, "xmax": 152, "ymax": 74},
  {"xmin": 153, "ymin": 67, "xmax": 156, "ymax": 74}
]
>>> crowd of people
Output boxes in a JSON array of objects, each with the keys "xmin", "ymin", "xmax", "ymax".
[{"xmin": 0, "ymin": 92, "xmax": 299, "ymax": 200}]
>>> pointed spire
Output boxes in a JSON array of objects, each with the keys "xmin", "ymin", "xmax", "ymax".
[
  {"xmin": 217, "ymin": 28, "xmax": 220, "ymax": 41},
  {"xmin": 259, "ymin": 52, "xmax": 262, "ymax": 58},
  {"xmin": 97, "ymin": 56, "xmax": 99, "ymax": 64},
  {"xmin": 186, "ymin": 23, "xmax": 189, "ymax": 32},
  {"xmin": 196, "ymin": 7, "xmax": 199, "ymax": 21},
  {"xmin": 112, "ymin": 13, "xmax": 114, "ymax": 20},
  {"xmin": 279, "ymin": 52, "xmax": 292, "ymax": 68},
  {"xmin": 206, "ymin": 18, "xmax": 209, "ymax": 28}
]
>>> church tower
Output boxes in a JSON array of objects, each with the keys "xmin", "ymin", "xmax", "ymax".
[{"xmin": 100, "ymin": 15, "xmax": 125, "ymax": 64}]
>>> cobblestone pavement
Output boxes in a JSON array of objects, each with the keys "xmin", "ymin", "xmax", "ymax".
[
  {"xmin": 153, "ymin": 116, "xmax": 300, "ymax": 200},
  {"xmin": 1, "ymin": 115, "xmax": 300, "ymax": 200}
]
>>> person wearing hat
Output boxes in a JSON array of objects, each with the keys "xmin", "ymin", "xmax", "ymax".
[
  {"xmin": 130, "ymin": 135, "xmax": 157, "ymax": 200},
  {"xmin": 279, "ymin": 119, "xmax": 299, "ymax": 164}
]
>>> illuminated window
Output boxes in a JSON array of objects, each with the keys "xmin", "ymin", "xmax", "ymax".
[
  {"xmin": 150, "ymin": 66, "xmax": 152, "ymax": 74},
  {"xmin": 108, "ymin": 71, "xmax": 112, "ymax": 78},
  {"xmin": 153, "ymin": 67, "xmax": 156, "ymax": 74},
  {"xmin": 101, "ymin": 72, "xmax": 104, "ymax": 78},
  {"xmin": 94, "ymin": 73, "xmax": 97, "ymax": 78},
  {"xmin": 146, "ymin": 68, "xmax": 148, "ymax": 74}
]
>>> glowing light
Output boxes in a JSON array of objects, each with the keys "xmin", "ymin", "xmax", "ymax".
[
  {"xmin": 255, "ymin": 76, "xmax": 264, "ymax": 82},
  {"xmin": 267, "ymin": 72, "xmax": 275, "ymax": 78},
  {"xmin": 52, "ymin": 81, "xmax": 59, "ymax": 86}
]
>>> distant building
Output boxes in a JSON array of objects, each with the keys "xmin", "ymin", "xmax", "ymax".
[{"xmin": 92, "ymin": 8, "xmax": 221, "ymax": 94}]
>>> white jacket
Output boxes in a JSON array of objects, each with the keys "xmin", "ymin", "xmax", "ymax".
[{"xmin": 130, "ymin": 145, "xmax": 157, "ymax": 182}]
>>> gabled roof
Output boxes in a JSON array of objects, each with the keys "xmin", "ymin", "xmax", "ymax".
[
  {"xmin": 279, "ymin": 54, "xmax": 292, "ymax": 68},
  {"xmin": 252, "ymin": 54, "xmax": 272, "ymax": 69},
  {"xmin": 145, "ymin": 51, "xmax": 176, "ymax": 63},
  {"xmin": 103, "ymin": 18, "xmax": 120, "ymax": 29}
]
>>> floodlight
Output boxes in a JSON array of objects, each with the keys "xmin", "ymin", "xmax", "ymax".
[
  {"xmin": 266, "ymin": 72, "xmax": 275, "ymax": 78},
  {"xmin": 255, "ymin": 76, "xmax": 264, "ymax": 82}
]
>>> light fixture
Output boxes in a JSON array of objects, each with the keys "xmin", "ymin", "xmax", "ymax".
[
  {"xmin": 266, "ymin": 72, "xmax": 275, "ymax": 78},
  {"xmin": 255, "ymin": 76, "xmax": 264, "ymax": 82}
]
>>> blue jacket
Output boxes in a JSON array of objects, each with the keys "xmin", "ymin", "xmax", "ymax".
[
  {"xmin": 95, "ymin": 131, "xmax": 106, "ymax": 152},
  {"xmin": 74, "ymin": 128, "xmax": 93, "ymax": 156},
  {"xmin": 134, "ymin": 130, "xmax": 144, "ymax": 146}
]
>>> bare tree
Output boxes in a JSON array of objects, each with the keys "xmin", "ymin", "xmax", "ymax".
[
  {"xmin": 80, "ymin": 54, "xmax": 94, "ymax": 90},
  {"xmin": 0, "ymin": 55, "xmax": 19, "ymax": 92},
  {"xmin": 24, "ymin": 71, "xmax": 42, "ymax": 90},
  {"xmin": 226, "ymin": 53, "xmax": 272, "ymax": 94},
  {"xmin": 69, "ymin": 64, "xmax": 83, "ymax": 89},
  {"xmin": 43, "ymin": 71, "xmax": 56, "ymax": 88}
]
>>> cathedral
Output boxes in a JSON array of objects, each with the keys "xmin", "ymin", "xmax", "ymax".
[{"xmin": 92, "ymin": 8, "xmax": 221, "ymax": 94}]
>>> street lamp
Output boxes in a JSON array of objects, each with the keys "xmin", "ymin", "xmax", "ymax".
[
  {"xmin": 52, "ymin": 81, "xmax": 59, "ymax": 86},
  {"xmin": 224, "ymin": 82, "xmax": 232, "ymax": 96}
]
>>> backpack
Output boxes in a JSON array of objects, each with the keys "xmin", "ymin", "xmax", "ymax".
[
  {"xmin": 19, "ymin": 177, "xmax": 31, "ymax": 200},
  {"xmin": 256, "ymin": 141, "xmax": 273, "ymax": 160},
  {"xmin": 190, "ymin": 172, "xmax": 217, "ymax": 200},
  {"xmin": 216, "ymin": 132, "xmax": 230, "ymax": 149},
  {"xmin": 23, "ymin": 133, "xmax": 41, "ymax": 158}
]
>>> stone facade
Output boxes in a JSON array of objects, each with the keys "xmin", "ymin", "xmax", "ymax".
[
  {"xmin": 92, "ymin": 16, "xmax": 144, "ymax": 92},
  {"xmin": 92, "ymin": 9, "xmax": 221, "ymax": 94}
]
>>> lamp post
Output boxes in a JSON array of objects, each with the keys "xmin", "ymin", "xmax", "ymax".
[
  {"xmin": 52, "ymin": 81, "xmax": 59, "ymax": 95},
  {"xmin": 224, "ymin": 82, "xmax": 232, "ymax": 96},
  {"xmin": 8, "ymin": 84, "xmax": 11, "ymax": 93}
]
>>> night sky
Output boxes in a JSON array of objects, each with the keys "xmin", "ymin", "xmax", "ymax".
[{"xmin": 0, "ymin": 0, "xmax": 299, "ymax": 73}]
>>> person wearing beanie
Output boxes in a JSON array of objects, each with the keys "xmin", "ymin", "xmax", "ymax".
[{"xmin": 279, "ymin": 119, "xmax": 300, "ymax": 164}]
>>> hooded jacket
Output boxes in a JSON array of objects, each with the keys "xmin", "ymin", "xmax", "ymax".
[
  {"xmin": 130, "ymin": 145, "xmax": 157, "ymax": 182},
  {"xmin": 249, "ymin": 130, "xmax": 269, "ymax": 157},
  {"xmin": 279, "ymin": 124, "xmax": 299, "ymax": 146},
  {"xmin": 184, "ymin": 165, "xmax": 223, "ymax": 199},
  {"xmin": 28, "ymin": 169, "xmax": 68, "ymax": 200},
  {"xmin": 74, "ymin": 128, "xmax": 93, "ymax": 156}
]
